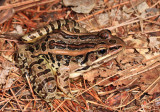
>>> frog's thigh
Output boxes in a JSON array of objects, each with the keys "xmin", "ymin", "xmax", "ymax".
[
  {"xmin": 29, "ymin": 58, "xmax": 58, "ymax": 99},
  {"xmin": 56, "ymin": 65, "xmax": 71, "ymax": 95}
]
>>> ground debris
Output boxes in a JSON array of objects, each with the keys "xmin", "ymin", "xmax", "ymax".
[{"xmin": 0, "ymin": 0, "xmax": 159, "ymax": 111}]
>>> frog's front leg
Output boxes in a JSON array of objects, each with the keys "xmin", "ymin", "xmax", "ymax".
[{"xmin": 56, "ymin": 66, "xmax": 76, "ymax": 100}]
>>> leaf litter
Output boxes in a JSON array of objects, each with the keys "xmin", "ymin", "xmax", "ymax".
[{"xmin": 0, "ymin": 0, "xmax": 160, "ymax": 111}]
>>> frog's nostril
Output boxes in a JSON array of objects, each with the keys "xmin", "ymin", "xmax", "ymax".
[{"xmin": 109, "ymin": 39, "xmax": 116, "ymax": 44}]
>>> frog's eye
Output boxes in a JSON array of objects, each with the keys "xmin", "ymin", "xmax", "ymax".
[
  {"xmin": 98, "ymin": 49, "xmax": 107, "ymax": 54},
  {"xmin": 98, "ymin": 30, "xmax": 111, "ymax": 39}
]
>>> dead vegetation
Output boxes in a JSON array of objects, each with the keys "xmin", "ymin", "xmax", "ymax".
[{"xmin": 0, "ymin": 0, "xmax": 160, "ymax": 111}]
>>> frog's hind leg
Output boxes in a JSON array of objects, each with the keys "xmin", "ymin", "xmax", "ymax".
[{"xmin": 56, "ymin": 71, "xmax": 79, "ymax": 103}]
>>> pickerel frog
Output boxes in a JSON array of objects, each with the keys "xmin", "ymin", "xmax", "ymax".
[{"xmin": 15, "ymin": 19, "xmax": 126, "ymax": 109}]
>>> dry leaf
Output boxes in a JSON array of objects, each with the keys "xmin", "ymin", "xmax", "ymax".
[
  {"xmin": 149, "ymin": 36, "xmax": 160, "ymax": 50},
  {"xmin": 0, "ymin": 8, "xmax": 15, "ymax": 24},
  {"xmin": 106, "ymin": 91, "xmax": 131, "ymax": 106},
  {"xmin": 95, "ymin": 13, "xmax": 109, "ymax": 26},
  {"xmin": 137, "ymin": 2, "xmax": 149, "ymax": 13},
  {"xmin": 63, "ymin": 0, "xmax": 96, "ymax": 13},
  {"xmin": 83, "ymin": 68, "xmax": 100, "ymax": 82},
  {"xmin": 0, "ymin": 57, "xmax": 17, "ymax": 86}
]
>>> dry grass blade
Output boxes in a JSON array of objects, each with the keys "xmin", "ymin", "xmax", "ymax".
[
  {"xmin": 116, "ymin": 75, "xmax": 160, "ymax": 109},
  {"xmin": 77, "ymin": 0, "xmax": 138, "ymax": 22},
  {"xmin": 0, "ymin": 0, "xmax": 60, "ymax": 11},
  {"xmin": 10, "ymin": 88, "xmax": 23, "ymax": 111},
  {"xmin": 0, "ymin": 8, "xmax": 15, "ymax": 24}
]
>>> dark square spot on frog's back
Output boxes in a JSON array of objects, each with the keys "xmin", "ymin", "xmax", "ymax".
[
  {"xmin": 57, "ymin": 20, "xmax": 61, "ymax": 29},
  {"xmin": 64, "ymin": 55, "xmax": 72, "ymax": 59},
  {"xmin": 28, "ymin": 46, "xmax": 34, "ymax": 53},
  {"xmin": 41, "ymin": 42, "xmax": 46, "ymax": 51},
  {"xmin": 49, "ymin": 40, "xmax": 55, "ymax": 49},
  {"xmin": 45, "ymin": 35, "xmax": 52, "ymax": 41},
  {"xmin": 48, "ymin": 52, "xmax": 55, "ymax": 63},
  {"xmin": 45, "ymin": 55, "xmax": 49, "ymax": 60},
  {"xmin": 44, "ymin": 26, "xmax": 50, "ymax": 34},
  {"xmin": 45, "ymin": 36, "xmax": 49, "ymax": 41},
  {"xmin": 30, "ymin": 35, "xmax": 37, "ymax": 39},
  {"xmin": 57, "ymin": 72, "xmax": 61, "ymax": 76},
  {"xmin": 37, "ymin": 29, "xmax": 43, "ymax": 36},
  {"xmin": 38, "ymin": 66, "xmax": 43, "ymax": 69},
  {"xmin": 35, "ymin": 44, "xmax": 40, "ymax": 50},
  {"xmin": 57, "ymin": 62, "xmax": 60, "ymax": 67},
  {"xmin": 63, "ymin": 55, "xmax": 71, "ymax": 66},
  {"xmin": 64, "ymin": 60, "xmax": 70, "ymax": 66},
  {"xmin": 75, "ymin": 55, "xmax": 83, "ymax": 61},
  {"xmin": 56, "ymin": 55, "xmax": 62, "ymax": 61},
  {"xmin": 38, "ymin": 59, "xmax": 44, "ymax": 64},
  {"xmin": 25, "ymin": 65, "xmax": 29, "ymax": 69},
  {"xmin": 49, "ymin": 23, "xmax": 55, "ymax": 31},
  {"xmin": 51, "ymin": 64, "xmax": 54, "ymax": 67}
]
